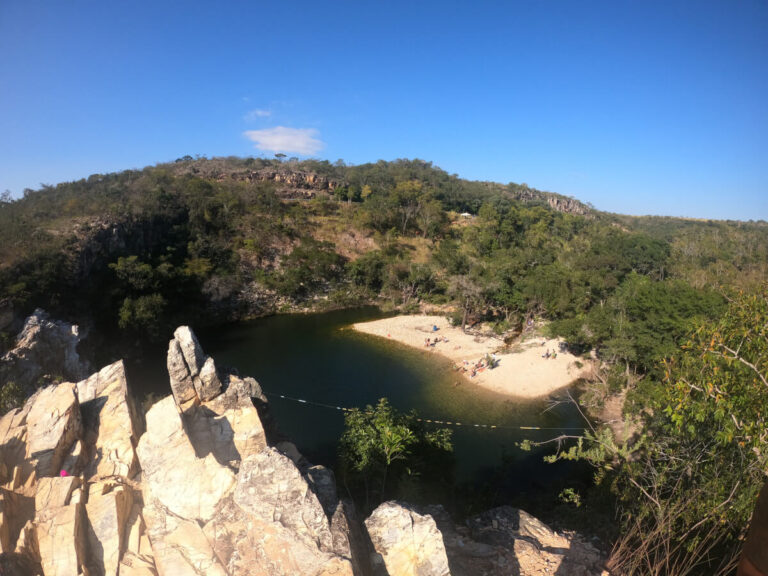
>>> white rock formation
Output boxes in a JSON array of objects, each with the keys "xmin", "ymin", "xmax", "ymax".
[
  {"xmin": 364, "ymin": 501, "xmax": 451, "ymax": 576},
  {"xmin": 0, "ymin": 321, "xmax": 606, "ymax": 576}
]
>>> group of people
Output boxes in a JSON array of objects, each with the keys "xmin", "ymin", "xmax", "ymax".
[
  {"xmin": 424, "ymin": 335, "xmax": 448, "ymax": 347},
  {"xmin": 541, "ymin": 349, "xmax": 558, "ymax": 360},
  {"xmin": 455, "ymin": 353, "xmax": 499, "ymax": 378}
]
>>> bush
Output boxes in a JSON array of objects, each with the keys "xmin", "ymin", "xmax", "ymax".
[
  {"xmin": 338, "ymin": 398, "xmax": 453, "ymax": 513},
  {"xmin": 0, "ymin": 381, "xmax": 24, "ymax": 415}
]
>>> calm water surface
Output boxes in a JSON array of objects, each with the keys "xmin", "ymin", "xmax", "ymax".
[{"xmin": 193, "ymin": 307, "xmax": 584, "ymax": 486}]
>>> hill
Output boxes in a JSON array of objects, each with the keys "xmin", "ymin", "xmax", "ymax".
[{"xmin": 1, "ymin": 156, "xmax": 765, "ymax": 361}]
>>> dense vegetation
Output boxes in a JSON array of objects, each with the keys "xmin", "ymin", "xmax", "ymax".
[
  {"xmin": 1, "ymin": 155, "xmax": 767, "ymax": 574},
  {"xmin": 338, "ymin": 398, "xmax": 454, "ymax": 514}
]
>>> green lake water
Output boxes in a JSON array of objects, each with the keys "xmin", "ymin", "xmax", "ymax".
[{"xmin": 187, "ymin": 307, "xmax": 586, "ymax": 489}]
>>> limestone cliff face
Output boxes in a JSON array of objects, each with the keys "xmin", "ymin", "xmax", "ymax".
[{"xmin": 0, "ymin": 323, "xmax": 606, "ymax": 576}]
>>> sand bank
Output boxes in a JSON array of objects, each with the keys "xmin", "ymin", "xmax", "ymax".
[{"xmin": 352, "ymin": 315, "xmax": 589, "ymax": 399}]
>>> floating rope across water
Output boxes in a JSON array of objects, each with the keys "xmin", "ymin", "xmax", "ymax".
[{"xmin": 263, "ymin": 391, "xmax": 585, "ymax": 432}]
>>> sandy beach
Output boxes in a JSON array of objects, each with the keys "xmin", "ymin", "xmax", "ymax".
[{"xmin": 352, "ymin": 315, "xmax": 589, "ymax": 399}]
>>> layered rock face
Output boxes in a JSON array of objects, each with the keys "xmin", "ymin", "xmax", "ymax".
[{"xmin": 1, "ymin": 322, "xmax": 606, "ymax": 576}]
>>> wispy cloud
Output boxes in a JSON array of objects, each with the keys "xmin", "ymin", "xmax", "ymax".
[
  {"xmin": 243, "ymin": 126, "xmax": 324, "ymax": 155},
  {"xmin": 244, "ymin": 108, "xmax": 272, "ymax": 121}
]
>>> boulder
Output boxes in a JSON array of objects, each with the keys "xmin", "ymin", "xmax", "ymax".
[
  {"xmin": 25, "ymin": 382, "xmax": 81, "ymax": 478},
  {"xmin": 364, "ymin": 501, "xmax": 450, "ymax": 576},
  {"xmin": 76, "ymin": 360, "xmax": 141, "ymax": 479},
  {"xmin": 136, "ymin": 396, "xmax": 235, "ymax": 522}
]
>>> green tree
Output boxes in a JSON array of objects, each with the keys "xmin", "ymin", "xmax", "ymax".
[
  {"xmin": 389, "ymin": 180, "xmax": 424, "ymax": 234},
  {"xmin": 118, "ymin": 293, "xmax": 167, "ymax": 340},
  {"xmin": 534, "ymin": 286, "xmax": 768, "ymax": 575},
  {"xmin": 0, "ymin": 381, "xmax": 24, "ymax": 415},
  {"xmin": 338, "ymin": 398, "xmax": 453, "ymax": 511},
  {"xmin": 110, "ymin": 255, "xmax": 157, "ymax": 291}
]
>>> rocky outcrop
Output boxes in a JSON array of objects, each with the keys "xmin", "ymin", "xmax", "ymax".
[
  {"xmin": 25, "ymin": 381, "xmax": 81, "ymax": 478},
  {"xmin": 202, "ymin": 450, "xmax": 355, "ymax": 575},
  {"xmin": 363, "ymin": 502, "xmax": 607, "ymax": 576},
  {"xmin": 77, "ymin": 360, "xmax": 142, "ymax": 479},
  {"xmin": 0, "ymin": 321, "xmax": 606, "ymax": 576},
  {"xmin": 508, "ymin": 186, "xmax": 592, "ymax": 216},
  {"xmin": 0, "ymin": 309, "xmax": 91, "ymax": 389},
  {"xmin": 426, "ymin": 504, "xmax": 607, "ymax": 576},
  {"xmin": 167, "ymin": 326, "xmax": 222, "ymax": 407},
  {"xmin": 365, "ymin": 501, "xmax": 450, "ymax": 576},
  {"xmin": 229, "ymin": 168, "xmax": 339, "ymax": 199},
  {"xmin": 35, "ymin": 502, "xmax": 85, "ymax": 575},
  {"xmin": 137, "ymin": 395, "xmax": 236, "ymax": 522}
]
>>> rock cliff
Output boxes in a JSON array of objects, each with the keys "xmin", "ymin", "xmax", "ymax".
[
  {"xmin": 0, "ymin": 324, "xmax": 606, "ymax": 575},
  {"xmin": 0, "ymin": 309, "xmax": 91, "ymax": 390}
]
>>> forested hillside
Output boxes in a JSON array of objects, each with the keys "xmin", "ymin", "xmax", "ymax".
[
  {"xmin": 2, "ymin": 156, "xmax": 764, "ymax": 359},
  {"xmin": 1, "ymin": 156, "xmax": 767, "ymax": 573}
]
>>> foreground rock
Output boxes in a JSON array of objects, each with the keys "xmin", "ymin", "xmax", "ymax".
[
  {"xmin": 1, "ymin": 321, "xmax": 606, "ymax": 575},
  {"xmin": 429, "ymin": 504, "xmax": 607, "ymax": 576},
  {"xmin": 77, "ymin": 360, "xmax": 142, "ymax": 479},
  {"xmin": 365, "ymin": 501, "xmax": 450, "ymax": 576},
  {"xmin": 364, "ymin": 502, "xmax": 607, "ymax": 576},
  {"xmin": 0, "ymin": 309, "xmax": 91, "ymax": 390}
]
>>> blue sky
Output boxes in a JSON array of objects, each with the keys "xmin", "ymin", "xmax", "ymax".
[{"xmin": 1, "ymin": 1, "xmax": 766, "ymax": 220}]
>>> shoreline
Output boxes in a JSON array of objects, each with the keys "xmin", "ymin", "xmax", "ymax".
[{"xmin": 351, "ymin": 315, "xmax": 590, "ymax": 399}]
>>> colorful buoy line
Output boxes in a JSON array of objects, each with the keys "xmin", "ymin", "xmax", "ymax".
[{"xmin": 263, "ymin": 391, "xmax": 585, "ymax": 432}]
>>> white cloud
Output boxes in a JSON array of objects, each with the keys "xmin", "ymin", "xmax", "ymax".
[
  {"xmin": 244, "ymin": 108, "xmax": 272, "ymax": 121},
  {"xmin": 243, "ymin": 126, "xmax": 325, "ymax": 155}
]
